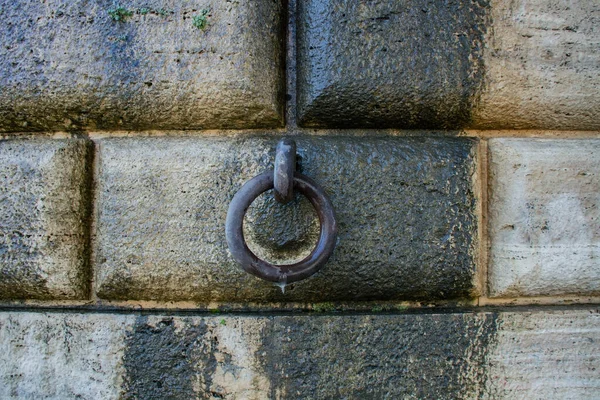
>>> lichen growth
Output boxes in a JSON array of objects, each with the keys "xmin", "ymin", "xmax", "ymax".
[
  {"xmin": 192, "ymin": 9, "xmax": 210, "ymax": 30},
  {"xmin": 108, "ymin": 6, "xmax": 133, "ymax": 22},
  {"xmin": 313, "ymin": 302, "xmax": 335, "ymax": 313},
  {"xmin": 155, "ymin": 8, "xmax": 173, "ymax": 16}
]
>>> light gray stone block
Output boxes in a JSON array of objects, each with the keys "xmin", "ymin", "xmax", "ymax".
[
  {"xmin": 95, "ymin": 135, "xmax": 479, "ymax": 302},
  {"xmin": 472, "ymin": 0, "xmax": 600, "ymax": 130},
  {"xmin": 0, "ymin": 139, "xmax": 92, "ymax": 299},
  {"xmin": 488, "ymin": 139, "xmax": 600, "ymax": 297},
  {"xmin": 486, "ymin": 310, "xmax": 600, "ymax": 399},
  {"xmin": 0, "ymin": 312, "xmax": 135, "ymax": 399},
  {"xmin": 0, "ymin": 309, "xmax": 598, "ymax": 399},
  {"xmin": 0, "ymin": 0, "xmax": 284, "ymax": 132}
]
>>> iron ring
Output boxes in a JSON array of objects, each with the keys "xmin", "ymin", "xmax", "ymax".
[{"xmin": 225, "ymin": 170, "xmax": 337, "ymax": 284}]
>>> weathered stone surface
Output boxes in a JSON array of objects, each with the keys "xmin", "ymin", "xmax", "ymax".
[
  {"xmin": 0, "ymin": 139, "xmax": 92, "ymax": 299},
  {"xmin": 488, "ymin": 139, "xmax": 600, "ymax": 297},
  {"xmin": 296, "ymin": 0, "xmax": 489, "ymax": 128},
  {"xmin": 472, "ymin": 0, "xmax": 600, "ymax": 130},
  {"xmin": 95, "ymin": 135, "xmax": 478, "ymax": 302},
  {"xmin": 261, "ymin": 312, "xmax": 498, "ymax": 398},
  {"xmin": 296, "ymin": 0, "xmax": 599, "ymax": 131},
  {"xmin": 0, "ymin": 309, "xmax": 598, "ymax": 399},
  {"xmin": 486, "ymin": 310, "xmax": 600, "ymax": 399},
  {"xmin": 121, "ymin": 316, "xmax": 269, "ymax": 400},
  {"xmin": 0, "ymin": 312, "xmax": 134, "ymax": 399},
  {"xmin": 0, "ymin": 0, "xmax": 284, "ymax": 132}
]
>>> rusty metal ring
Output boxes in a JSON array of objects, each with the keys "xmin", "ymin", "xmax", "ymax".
[{"xmin": 225, "ymin": 170, "xmax": 337, "ymax": 284}]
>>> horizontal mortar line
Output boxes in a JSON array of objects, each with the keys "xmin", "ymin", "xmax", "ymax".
[
  {"xmin": 479, "ymin": 295, "xmax": 600, "ymax": 306},
  {"xmin": 0, "ymin": 298, "xmax": 598, "ymax": 316},
  {"xmin": 2, "ymin": 128, "xmax": 288, "ymax": 140},
  {"xmin": 1, "ymin": 129, "xmax": 600, "ymax": 141}
]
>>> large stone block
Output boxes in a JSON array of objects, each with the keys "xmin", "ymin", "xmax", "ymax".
[
  {"xmin": 472, "ymin": 0, "xmax": 600, "ymax": 130},
  {"xmin": 485, "ymin": 310, "xmax": 600, "ymax": 399},
  {"xmin": 296, "ymin": 0, "xmax": 489, "ymax": 129},
  {"xmin": 488, "ymin": 139, "xmax": 600, "ymax": 297},
  {"xmin": 95, "ymin": 135, "xmax": 479, "ymax": 302},
  {"xmin": 0, "ymin": 0, "xmax": 284, "ymax": 132},
  {"xmin": 296, "ymin": 0, "xmax": 600, "ymax": 131},
  {"xmin": 0, "ymin": 309, "xmax": 598, "ymax": 399},
  {"xmin": 0, "ymin": 139, "xmax": 92, "ymax": 299}
]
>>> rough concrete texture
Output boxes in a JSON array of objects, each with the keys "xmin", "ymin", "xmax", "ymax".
[
  {"xmin": 472, "ymin": 0, "xmax": 600, "ymax": 130},
  {"xmin": 0, "ymin": 0, "xmax": 284, "ymax": 132},
  {"xmin": 0, "ymin": 309, "xmax": 598, "ymax": 399},
  {"xmin": 488, "ymin": 139, "xmax": 600, "ymax": 297},
  {"xmin": 95, "ymin": 135, "xmax": 478, "ymax": 302},
  {"xmin": 296, "ymin": 0, "xmax": 489, "ymax": 128},
  {"xmin": 0, "ymin": 139, "xmax": 92, "ymax": 299}
]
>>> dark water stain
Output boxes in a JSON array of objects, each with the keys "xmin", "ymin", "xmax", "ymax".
[
  {"xmin": 121, "ymin": 316, "xmax": 216, "ymax": 400},
  {"xmin": 260, "ymin": 313, "xmax": 499, "ymax": 399},
  {"xmin": 297, "ymin": 0, "xmax": 492, "ymax": 128},
  {"xmin": 0, "ymin": 233, "xmax": 48, "ymax": 299}
]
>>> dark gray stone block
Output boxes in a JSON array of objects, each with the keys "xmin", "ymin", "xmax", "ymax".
[
  {"xmin": 0, "ymin": 0, "xmax": 284, "ymax": 132},
  {"xmin": 0, "ymin": 139, "xmax": 93, "ymax": 299},
  {"xmin": 297, "ymin": 0, "xmax": 489, "ymax": 128},
  {"xmin": 95, "ymin": 135, "xmax": 479, "ymax": 302}
]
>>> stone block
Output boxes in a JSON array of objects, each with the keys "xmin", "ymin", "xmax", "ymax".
[
  {"xmin": 472, "ymin": 0, "xmax": 600, "ymax": 130},
  {"xmin": 0, "ymin": 312, "xmax": 137, "ymax": 399},
  {"xmin": 95, "ymin": 135, "xmax": 479, "ymax": 302},
  {"xmin": 0, "ymin": 309, "xmax": 598, "ymax": 398},
  {"xmin": 485, "ymin": 310, "xmax": 600, "ymax": 399},
  {"xmin": 296, "ymin": 0, "xmax": 489, "ymax": 128},
  {"xmin": 297, "ymin": 0, "xmax": 600, "ymax": 131},
  {"xmin": 0, "ymin": 139, "xmax": 92, "ymax": 299},
  {"xmin": 0, "ymin": 0, "xmax": 284, "ymax": 132},
  {"xmin": 488, "ymin": 139, "xmax": 600, "ymax": 297}
]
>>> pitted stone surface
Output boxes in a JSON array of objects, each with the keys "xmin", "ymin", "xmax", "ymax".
[
  {"xmin": 0, "ymin": 0, "xmax": 284, "ymax": 132},
  {"xmin": 0, "ymin": 309, "xmax": 598, "ymax": 399},
  {"xmin": 296, "ymin": 0, "xmax": 489, "ymax": 128},
  {"xmin": 0, "ymin": 312, "xmax": 135, "ymax": 399},
  {"xmin": 262, "ymin": 312, "xmax": 498, "ymax": 398},
  {"xmin": 472, "ymin": 0, "xmax": 600, "ymax": 130},
  {"xmin": 0, "ymin": 139, "xmax": 92, "ymax": 299},
  {"xmin": 95, "ymin": 135, "xmax": 478, "ymax": 302},
  {"xmin": 488, "ymin": 139, "xmax": 600, "ymax": 297}
]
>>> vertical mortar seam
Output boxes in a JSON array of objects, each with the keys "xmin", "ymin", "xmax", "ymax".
[
  {"xmin": 83, "ymin": 138, "xmax": 96, "ymax": 300},
  {"xmin": 88, "ymin": 139, "xmax": 101, "ymax": 302},
  {"xmin": 280, "ymin": 0, "xmax": 290, "ymax": 129},
  {"xmin": 478, "ymin": 139, "xmax": 490, "ymax": 303},
  {"xmin": 285, "ymin": 0, "xmax": 298, "ymax": 132}
]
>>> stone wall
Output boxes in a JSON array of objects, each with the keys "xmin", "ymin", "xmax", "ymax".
[{"xmin": 0, "ymin": 0, "xmax": 598, "ymax": 398}]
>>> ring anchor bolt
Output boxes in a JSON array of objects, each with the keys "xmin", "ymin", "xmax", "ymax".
[{"xmin": 225, "ymin": 138, "xmax": 337, "ymax": 286}]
